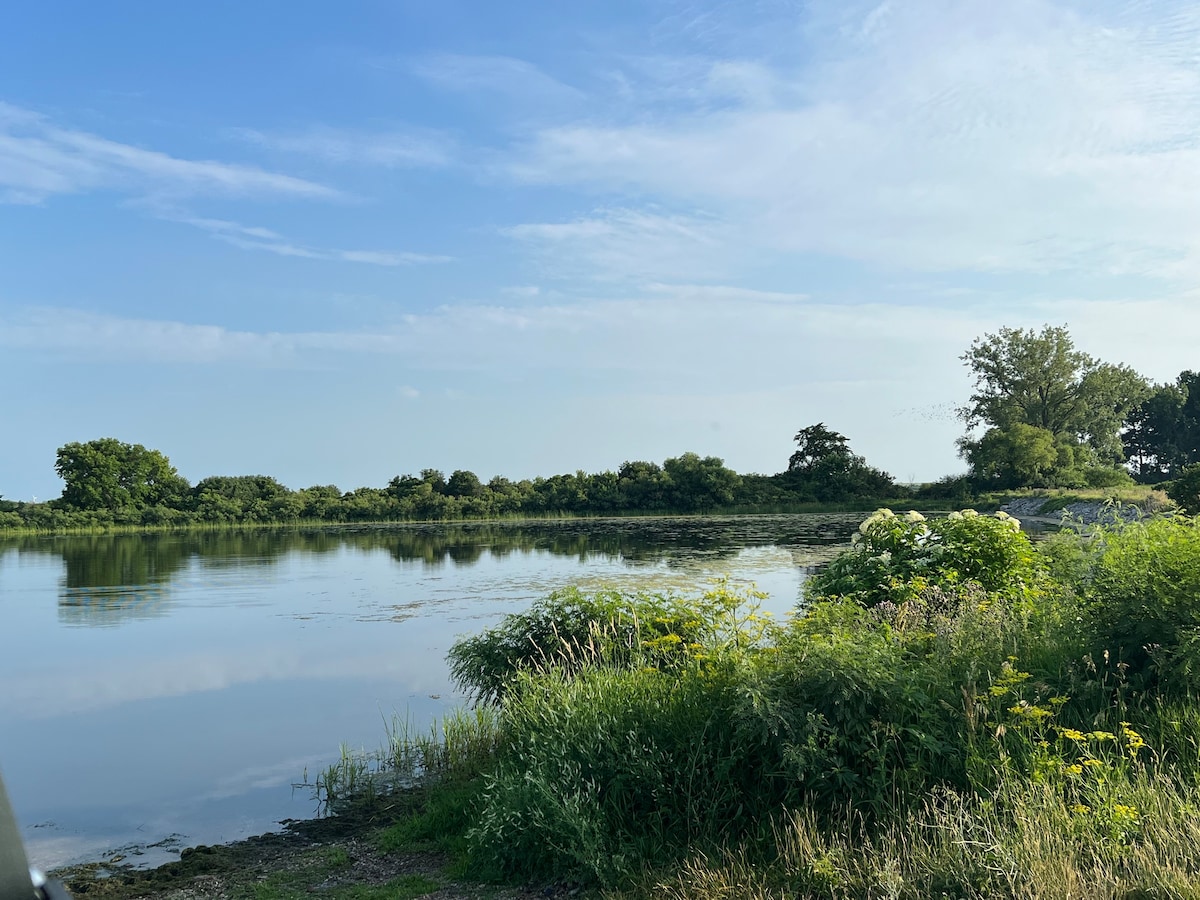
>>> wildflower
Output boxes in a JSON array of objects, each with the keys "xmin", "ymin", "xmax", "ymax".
[
  {"xmin": 1089, "ymin": 731, "xmax": 1116, "ymax": 742},
  {"xmin": 1008, "ymin": 702, "xmax": 1053, "ymax": 721},
  {"xmin": 1064, "ymin": 764, "xmax": 1083, "ymax": 776},
  {"xmin": 1059, "ymin": 728, "xmax": 1086, "ymax": 742},
  {"xmin": 1082, "ymin": 759, "xmax": 1104, "ymax": 768},
  {"xmin": 904, "ymin": 510, "xmax": 926, "ymax": 522},
  {"xmin": 1121, "ymin": 723, "xmax": 1146, "ymax": 754},
  {"xmin": 947, "ymin": 511, "xmax": 964, "ymax": 520},
  {"xmin": 1111, "ymin": 804, "xmax": 1140, "ymax": 823},
  {"xmin": 1071, "ymin": 804, "xmax": 1091, "ymax": 815},
  {"xmin": 962, "ymin": 509, "xmax": 979, "ymax": 518}
]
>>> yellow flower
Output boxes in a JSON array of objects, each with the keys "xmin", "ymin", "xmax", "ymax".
[
  {"xmin": 1111, "ymin": 804, "xmax": 1140, "ymax": 822},
  {"xmin": 1059, "ymin": 728, "xmax": 1086, "ymax": 742}
]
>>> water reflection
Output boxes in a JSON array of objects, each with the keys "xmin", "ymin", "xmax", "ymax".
[
  {"xmin": 0, "ymin": 516, "xmax": 860, "ymax": 628},
  {"xmin": 0, "ymin": 514, "xmax": 859, "ymax": 870}
]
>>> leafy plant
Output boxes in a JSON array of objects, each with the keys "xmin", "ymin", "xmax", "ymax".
[{"xmin": 806, "ymin": 509, "xmax": 1044, "ymax": 608}]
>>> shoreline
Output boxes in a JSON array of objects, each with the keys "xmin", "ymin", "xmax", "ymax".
[{"xmin": 50, "ymin": 793, "xmax": 569, "ymax": 900}]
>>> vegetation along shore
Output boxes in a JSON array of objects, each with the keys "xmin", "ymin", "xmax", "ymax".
[
  {"xmin": 57, "ymin": 508, "xmax": 1200, "ymax": 898},
  {"xmin": 4, "ymin": 325, "xmax": 1200, "ymax": 532}
]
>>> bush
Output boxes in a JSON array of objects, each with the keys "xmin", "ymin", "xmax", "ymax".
[
  {"xmin": 805, "ymin": 509, "xmax": 1044, "ymax": 608},
  {"xmin": 1085, "ymin": 516, "xmax": 1200, "ymax": 690},
  {"xmin": 1167, "ymin": 464, "xmax": 1200, "ymax": 515},
  {"xmin": 437, "ymin": 510, "xmax": 1200, "ymax": 892},
  {"xmin": 447, "ymin": 584, "xmax": 767, "ymax": 704}
]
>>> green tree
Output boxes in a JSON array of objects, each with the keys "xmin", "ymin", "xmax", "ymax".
[
  {"xmin": 662, "ymin": 452, "xmax": 741, "ymax": 511},
  {"xmin": 788, "ymin": 423, "xmax": 853, "ymax": 473},
  {"xmin": 446, "ymin": 469, "xmax": 485, "ymax": 498},
  {"xmin": 1124, "ymin": 371, "xmax": 1200, "ymax": 481},
  {"xmin": 958, "ymin": 326, "xmax": 1149, "ymax": 479},
  {"xmin": 617, "ymin": 460, "xmax": 670, "ymax": 510},
  {"xmin": 55, "ymin": 438, "xmax": 189, "ymax": 511},
  {"xmin": 1168, "ymin": 464, "xmax": 1200, "ymax": 515},
  {"xmin": 958, "ymin": 424, "xmax": 1059, "ymax": 489},
  {"xmin": 959, "ymin": 326, "xmax": 1149, "ymax": 461},
  {"xmin": 785, "ymin": 424, "xmax": 895, "ymax": 501}
]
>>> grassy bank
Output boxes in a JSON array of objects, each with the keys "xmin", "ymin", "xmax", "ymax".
[
  {"xmin": 319, "ymin": 508, "xmax": 1200, "ymax": 898},
  {"xmin": 59, "ymin": 507, "xmax": 1200, "ymax": 899},
  {"xmin": 0, "ymin": 499, "xmax": 933, "ymax": 537},
  {"xmin": 2, "ymin": 487, "xmax": 1167, "ymax": 537}
]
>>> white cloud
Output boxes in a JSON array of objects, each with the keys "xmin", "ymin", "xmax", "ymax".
[
  {"xmin": 156, "ymin": 210, "xmax": 452, "ymax": 266},
  {"xmin": 0, "ymin": 102, "xmax": 339, "ymax": 203},
  {"xmin": 496, "ymin": 0, "xmax": 1200, "ymax": 279},
  {"xmin": 503, "ymin": 207, "xmax": 737, "ymax": 281},
  {"xmin": 236, "ymin": 125, "xmax": 453, "ymax": 168},
  {"xmin": 13, "ymin": 288, "xmax": 1196, "ymax": 389},
  {"xmin": 411, "ymin": 54, "xmax": 583, "ymax": 106}
]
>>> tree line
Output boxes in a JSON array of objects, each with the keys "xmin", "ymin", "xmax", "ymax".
[
  {"xmin": 1, "ymin": 324, "xmax": 1197, "ymax": 530},
  {"xmin": 0, "ymin": 438, "xmax": 896, "ymax": 530}
]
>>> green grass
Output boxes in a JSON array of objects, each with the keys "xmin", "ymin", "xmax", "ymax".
[
  {"xmin": 250, "ymin": 873, "xmax": 440, "ymax": 900},
  {"xmin": 305, "ymin": 511, "xmax": 1200, "ymax": 898}
]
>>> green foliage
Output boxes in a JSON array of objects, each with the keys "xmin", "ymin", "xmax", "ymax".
[
  {"xmin": 1083, "ymin": 516, "xmax": 1200, "ymax": 689},
  {"xmin": 317, "ymin": 510, "xmax": 1200, "ymax": 894},
  {"xmin": 55, "ymin": 438, "xmax": 189, "ymax": 511},
  {"xmin": 958, "ymin": 325, "xmax": 1149, "ymax": 465},
  {"xmin": 786, "ymin": 424, "xmax": 896, "ymax": 501},
  {"xmin": 1167, "ymin": 464, "xmax": 1200, "ymax": 515},
  {"xmin": 446, "ymin": 587, "xmax": 708, "ymax": 704},
  {"xmin": 1125, "ymin": 370, "xmax": 1200, "ymax": 481},
  {"xmin": 9, "ymin": 434, "xmax": 915, "ymax": 532},
  {"xmin": 805, "ymin": 509, "xmax": 1043, "ymax": 607},
  {"xmin": 959, "ymin": 424, "xmax": 1062, "ymax": 488},
  {"xmin": 467, "ymin": 664, "xmax": 750, "ymax": 884},
  {"xmin": 456, "ymin": 572, "xmax": 1079, "ymax": 887}
]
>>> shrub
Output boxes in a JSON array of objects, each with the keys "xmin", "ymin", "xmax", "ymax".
[
  {"xmin": 1085, "ymin": 516, "xmax": 1200, "ymax": 690},
  {"xmin": 447, "ymin": 582, "xmax": 774, "ymax": 704},
  {"xmin": 805, "ymin": 509, "xmax": 1044, "ymax": 608},
  {"xmin": 1167, "ymin": 464, "xmax": 1200, "ymax": 515}
]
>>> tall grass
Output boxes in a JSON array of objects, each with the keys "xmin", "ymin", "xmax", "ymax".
[
  {"xmin": 319, "ymin": 511, "xmax": 1200, "ymax": 896},
  {"xmin": 307, "ymin": 706, "xmax": 501, "ymax": 813}
]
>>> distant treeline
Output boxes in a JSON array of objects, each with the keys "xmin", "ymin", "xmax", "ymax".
[{"xmin": 0, "ymin": 430, "xmax": 903, "ymax": 531}]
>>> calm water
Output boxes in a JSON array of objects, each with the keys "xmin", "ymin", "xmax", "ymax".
[{"xmin": 0, "ymin": 515, "xmax": 859, "ymax": 870}]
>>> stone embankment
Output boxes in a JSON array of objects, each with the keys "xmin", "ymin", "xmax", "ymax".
[{"xmin": 998, "ymin": 495, "xmax": 1171, "ymax": 527}]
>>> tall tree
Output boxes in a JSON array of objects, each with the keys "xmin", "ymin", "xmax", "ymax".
[
  {"xmin": 958, "ymin": 326, "xmax": 1149, "ymax": 469},
  {"xmin": 662, "ymin": 452, "xmax": 741, "ymax": 511},
  {"xmin": 55, "ymin": 438, "xmax": 189, "ymax": 511},
  {"xmin": 788, "ymin": 423, "xmax": 853, "ymax": 474},
  {"xmin": 1124, "ymin": 371, "xmax": 1200, "ymax": 481},
  {"xmin": 786, "ymin": 424, "xmax": 895, "ymax": 500}
]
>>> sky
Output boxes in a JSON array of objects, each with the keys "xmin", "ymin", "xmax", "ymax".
[{"xmin": 3, "ymin": 0, "xmax": 1200, "ymax": 501}]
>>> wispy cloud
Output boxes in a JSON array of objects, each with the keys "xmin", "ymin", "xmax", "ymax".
[
  {"xmin": 236, "ymin": 125, "xmax": 454, "ymax": 168},
  {"xmin": 11, "ymin": 287, "xmax": 1197, "ymax": 398},
  {"xmin": 0, "ymin": 102, "xmax": 339, "ymax": 204},
  {"xmin": 503, "ymin": 207, "xmax": 736, "ymax": 281},
  {"xmin": 410, "ymin": 54, "xmax": 583, "ymax": 107},
  {"xmin": 495, "ymin": 1, "xmax": 1200, "ymax": 280},
  {"xmin": 158, "ymin": 210, "xmax": 452, "ymax": 266}
]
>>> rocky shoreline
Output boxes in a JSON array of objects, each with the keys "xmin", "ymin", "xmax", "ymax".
[{"xmin": 998, "ymin": 494, "xmax": 1171, "ymax": 526}]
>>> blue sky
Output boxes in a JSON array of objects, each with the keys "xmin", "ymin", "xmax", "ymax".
[{"xmin": 3, "ymin": 0, "xmax": 1200, "ymax": 500}]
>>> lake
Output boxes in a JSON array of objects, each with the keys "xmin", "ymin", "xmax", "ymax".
[{"xmin": 0, "ymin": 515, "xmax": 861, "ymax": 871}]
